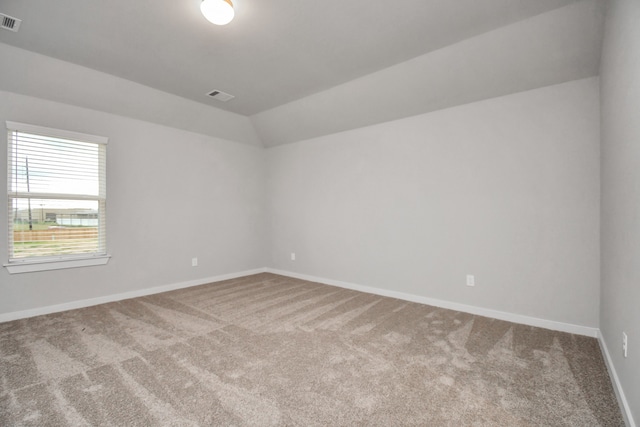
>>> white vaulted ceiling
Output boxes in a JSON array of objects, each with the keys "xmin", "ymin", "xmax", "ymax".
[{"xmin": 0, "ymin": 0, "xmax": 605, "ymax": 146}]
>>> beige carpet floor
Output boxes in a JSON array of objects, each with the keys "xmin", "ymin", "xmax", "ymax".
[{"xmin": 0, "ymin": 273, "xmax": 625, "ymax": 426}]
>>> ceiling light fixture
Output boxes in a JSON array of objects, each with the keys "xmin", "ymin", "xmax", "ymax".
[{"xmin": 200, "ymin": 0, "xmax": 235, "ymax": 25}]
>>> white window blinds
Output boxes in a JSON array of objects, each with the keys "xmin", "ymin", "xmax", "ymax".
[{"xmin": 6, "ymin": 121, "xmax": 107, "ymax": 262}]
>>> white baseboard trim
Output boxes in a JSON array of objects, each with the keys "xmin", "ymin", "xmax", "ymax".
[
  {"xmin": 598, "ymin": 333, "xmax": 636, "ymax": 427},
  {"xmin": 265, "ymin": 268, "xmax": 599, "ymax": 338},
  {"xmin": 2, "ymin": 267, "xmax": 601, "ymax": 339},
  {"xmin": 0, "ymin": 268, "xmax": 267, "ymax": 323}
]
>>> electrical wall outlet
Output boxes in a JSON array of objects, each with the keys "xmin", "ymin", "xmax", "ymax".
[
  {"xmin": 466, "ymin": 275, "xmax": 475, "ymax": 287},
  {"xmin": 192, "ymin": 257, "xmax": 198, "ymax": 267},
  {"xmin": 623, "ymin": 332, "xmax": 628, "ymax": 358},
  {"xmin": 291, "ymin": 252, "xmax": 296, "ymax": 261}
]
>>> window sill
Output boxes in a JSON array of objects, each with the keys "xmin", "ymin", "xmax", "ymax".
[{"xmin": 4, "ymin": 255, "xmax": 111, "ymax": 274}]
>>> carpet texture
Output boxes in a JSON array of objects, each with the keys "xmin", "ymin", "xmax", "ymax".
[{"xmin": 0, "ymin": 273, "xmax": 625, "ymax": 426}]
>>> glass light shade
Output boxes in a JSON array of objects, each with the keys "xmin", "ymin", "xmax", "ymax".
[{"xmin": 201, "ymin": 0, "xmax": 235, "ymax": 25}]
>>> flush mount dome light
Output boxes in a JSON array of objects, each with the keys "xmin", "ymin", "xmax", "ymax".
[{"xmin": 201, "ymin": 0, "xmax": 235, "ymax": 25}]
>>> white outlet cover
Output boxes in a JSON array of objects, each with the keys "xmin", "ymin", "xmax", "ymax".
[
  {"xmin": 291, "ymin": 253, "xmax": 296, "ymax": 261},
  {"xmin": 192, "ymin": 258, "xmax": 198, "ymax": 267},
  {"xmin": 466, "ymin": 275, "xmax": 475, "ymax": 286}
]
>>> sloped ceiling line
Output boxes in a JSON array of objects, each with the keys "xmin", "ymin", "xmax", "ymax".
[{"xmin": 0, "ymin": 0, "xmax": 604, "ymax": 147}]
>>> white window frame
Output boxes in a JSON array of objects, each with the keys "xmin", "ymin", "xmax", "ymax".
[{"xmin": 4, "ymin": 121, "xmax": 110, "ymax": 274}]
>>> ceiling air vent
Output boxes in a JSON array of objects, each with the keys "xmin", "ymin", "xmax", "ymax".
[
  {"xmin": 207, "ymin": 90, "xmax": 235, "ymax": 102},
  {"xmin": 0, "ymin": 14, "xmax": 21, "ymax": 32}
]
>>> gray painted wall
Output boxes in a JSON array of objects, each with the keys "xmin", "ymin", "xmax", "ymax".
[
  {"xmin": 600, "ymin": 0, "xmax": 640, "ymax": 422},
  {"xmin": 267, "ymin": 78, "xmax": 600, "ymax": 328},
  {"xmin": 0, "ymin": 91, "xmax": 267, "ymax": 315}
]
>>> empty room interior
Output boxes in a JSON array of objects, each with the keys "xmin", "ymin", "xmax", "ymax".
[{"xmin": 0, "ymin": 0, "xmax": 638, "ymax": 425}]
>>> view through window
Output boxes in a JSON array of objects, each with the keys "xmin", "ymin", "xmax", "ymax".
[{"xmin": 6, "ymin": 122, "xmax": 107, "ymax": 262}]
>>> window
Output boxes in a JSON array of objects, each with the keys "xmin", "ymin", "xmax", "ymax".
[{"xmin": 5, "ymin": 121, "xmax": 109, "ymax": 273}]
